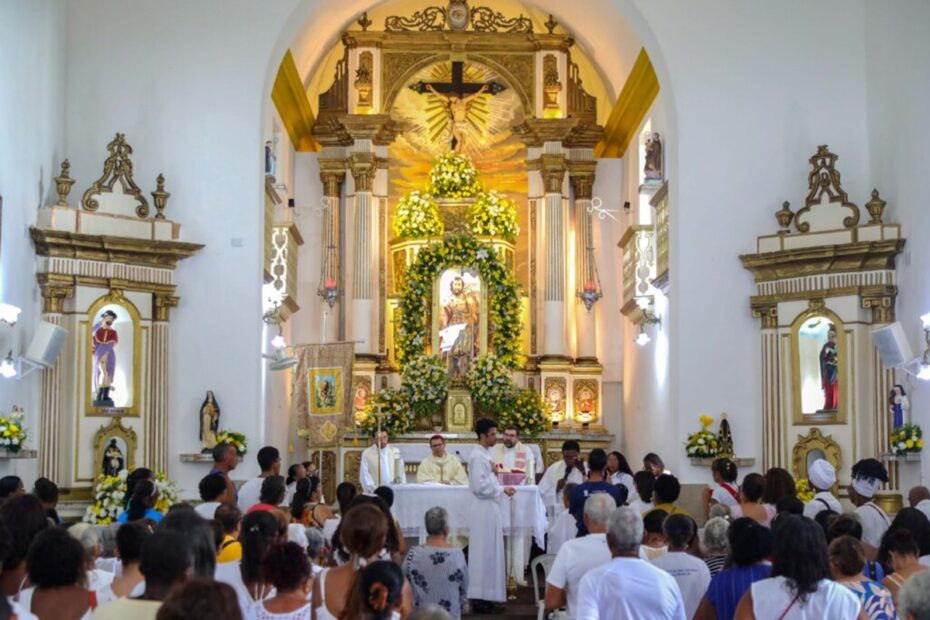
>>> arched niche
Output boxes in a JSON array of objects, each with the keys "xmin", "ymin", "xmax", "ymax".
[
  {"xmin": 85, "ymin": 290, "xmax": 143, "ymax": 416},
  {"xmin": 790, "ymin": 303, "xmax": 847, "ymax": 426}
]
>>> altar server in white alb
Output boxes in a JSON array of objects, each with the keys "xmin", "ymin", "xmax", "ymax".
[
  {"xmin": 803, "ymin": 458, "xmax": 843, "ymax": 519},
  {"xmin": 360, "ymin": 429, "xmax": 406, "ymax": 493},
  {"xmin": 847, "ymin": 458, "xmax": 891, "ymax": 548},
  {"xmin": 538, "ymin": 440, "xmax": 586, "ymax": 518},
  {"xmin": 491, "ymin": 424, "xmax": 536, "ymax": 483},
  {"xmin": 467, "ymin": 417, "xmax": 515, "ymax": 615}
]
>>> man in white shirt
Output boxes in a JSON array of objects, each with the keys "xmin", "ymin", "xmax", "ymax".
[
  {"xmin": 236, "ymin": 446, "xmax": 281, "ymax": 511},
  {"xmin": 847, "ymin": 458, "xmax": 891, "ymax": 548},
  {"xmin": 538, "ymin": 440, "xmax": 586, "ymax": 518},
  {"xmin": 467, "ymin": 417, "xmax": 516, "ymax": 615},
  {"xmin": 803, "ymin": 458, "xmax": 843, "ymax": 519},
  {"xmin": 544, "ymin": 493, "xmax": 615, "ymax": 619},
  {"xmin": 908, "ymin": 485, "xmax": 930, "ymax": 522},
  {"xmin": 490, "ymin": 425, "xmax": 536, "ymax": 483},
  {"xmin": 575, "ymin": 506, "xmax": 686, "ymax": 620},
  {"xmin": 651, "ymin": 514, "xmax": 710, "ymax": 620},
  {"xmin": 360, "ymin": 429, "xmax": 406, "ymax": 493}
]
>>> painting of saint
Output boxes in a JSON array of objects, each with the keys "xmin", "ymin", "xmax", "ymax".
[
  {"xmin": 545, "ymin": 381, "xmax": 565, "ymax": 422},
  {"xmin": 353, "ymin": 380, "xmax": 370, "ymax": 412},
  {"xmin": 576, "ymin": 385, "xmax": 596, "ymax": 423},
  {"xmin": 92, "ymin": 310, "xmax": 119, "ymax": 407},
  {"xmin": 438, "ymin": 269, "xmax": 481, "ymax": 381},
  {"xmin": 309, "ymin": 368, "xmax": 342, "ymax": 415},
  {"xmin": 101, "ymin": 438, "xmax": 124, "ymax": 477}
]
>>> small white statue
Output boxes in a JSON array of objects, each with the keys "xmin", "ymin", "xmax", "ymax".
[{"xmin": 889, "ymin": 384, "xmax": 909, "ymax": 429}]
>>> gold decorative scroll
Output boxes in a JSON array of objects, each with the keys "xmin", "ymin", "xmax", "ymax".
[
  {"xmin": 471, "ymin": 7, "xmax": 533, "ymax": 33},
  {"xmin": 794, "ymin": 145, "xmax": 861, "ymax": 232},
  {"xmin": 385, "ymin": 7, "xmax": 446, "ymax": 32},
  {"xmin": 81, "ymin": 133, "xmax": 150, "ymax": 218}
]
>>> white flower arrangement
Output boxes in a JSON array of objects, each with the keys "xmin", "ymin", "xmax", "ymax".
[
  {"xmin": 401, "ymin": 355, "xmax": 449, "ymax": 418},
  {"xmin": 392, "ymin": 190, "xmax": 443, "ymax": 239},
  {"xmin": 0, "ymin": 408, "xmax": 28, "ymax": 453},
  {"xmin": 428, "ymin": 153, "xmax": 482, "ymax": 199},
  {"xmin": 83, "ymin": 469, "xmax": 180, "ymax": 525},
  {"xmin": 467, "ymin": 190, "xmax": 519, "ymax": 241},
  {"xmin": 466, "ymin": 355, "xmax": 514, "ymax": 414}
]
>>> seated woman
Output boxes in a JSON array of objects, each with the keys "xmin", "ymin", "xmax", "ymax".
[
  {"xmin": 348, "ymin": 561, "xmax": 407, "ymax": 620},
  {"xmin": 66, "ymin": 523, "xmax": 113, "ymax": 594},
  {"xmin": 96, "ymin": 522, "xmax": 151, "ymax": 603},
  {"xmin": 290, "ymin": 476, "xmax": 334, "ymax": 528},
  {"xmin": 728, "ymin": 474, "xmax": 773, "ymax": 527},
  {"xmin": 700, "ymin": 516, "xmax": 731, "ymax": 577},
  {"xmin": 402, "ymin": 507, "xmax": 468, "ymax": 619},
  {"xmin": 116, "ymin": 479, "xmax": 162, "ymax": 524},
  {"xmin": 828, "ymin": 536, "xmax": 896, "ymax": 620},
  {"xmin": 19, "ymin": 528, "xmax": 94, "ymax": 620},
  {"xmin": 253, "ymin": 542, "xmax": 313, "ymax": 619},
  {"xmin": 696, "ymin": 517, "xmax": 772, "ymax": 620},
  {"xmin": 828, "ymin": 514, "xmax": 884, "ymax": 580},
  {"xmin": 733, "ymin": 515, "xmax": 863, "ymax": 619},
  {"xmin": 880, "ymin": 529, "xmax": 927, "ymax": 600}
]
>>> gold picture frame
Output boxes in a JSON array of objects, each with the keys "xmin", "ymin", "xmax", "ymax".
[
  {"xmin": 792, "ymin": 427, "xmax": 841, "ymax": 486},
  {"xmin": 572, "ymin": 378, "xmax": 599, "ymax": 425},
  {"xmin": 790, "ymin": 302, "xmax": 847, "ymax": 425},
  {"xmin": 93, "ymin": 417, "xmax": 138, "ymax": 483},
  {"xmin": 308, "ymin": 367, "xmax": 343, "ymax": 415},
  {"xmin": 85, "ymin": 290, "xmax": 143, "ymax": 417}
]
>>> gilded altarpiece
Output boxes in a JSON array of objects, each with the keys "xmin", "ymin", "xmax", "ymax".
[{"xmin": 741, "ymin": 146, "xmax": 905, "ymax": 507}]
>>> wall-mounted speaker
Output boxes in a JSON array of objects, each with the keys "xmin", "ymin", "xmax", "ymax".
[
  {"xmin": 871, "ymin": 322, "xmax": 914, "ymax": 369},
  {"xmin": 24, "ymin": 321, "xmax": 67, "ymax": 368}
]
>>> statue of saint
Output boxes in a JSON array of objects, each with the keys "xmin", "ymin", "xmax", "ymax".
[
  {"xmin": 102, "ymin": 439, "xmax": 124, "ymax": 477},
  {"xmin": 644, "ymin": 132, "xmax": 663, "ymax": 181},
  {"xmin": 889, "ymin": 384, "xmax": 909, "ymax": 428},
  {"xmin": 425, "ymin": 83, "xmax": 489, "ymax": 152},
  {"xmin": 819, "ymin": 327, "xmax": 839, "ymax": 411},
  {"xmin": 439, "ymin": 276, "xmax": 480, "ymax": 381},
  {"xmin": 92, "ymin": 310, "xmax": 119, "ymax": 407},
  {"xmin": 200, "ymin": 390, "xmax": 220, "ymax": 453}
]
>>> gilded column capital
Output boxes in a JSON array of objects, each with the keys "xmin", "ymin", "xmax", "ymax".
[
  {"xmin": 861, "ymin": 294, "xmax": 895, "ymax": 324},
  {"xmin": 40, "ymin": 285, "xmax": 74, "ymax": 314},
  {"xmin": 319, "ymin": 159, "xmax": 347, "ymax": 197},
  {"xmin": 751, "ymin": 303, "xmax": 779, "ymax": 329},
  {"xmin": 568, "ymin": 160, "xmax": 597, "ymax": 200},
  {"xmin": 348, "ymin": 152, "xmax": 376, "ymax": 193},
  {"xmin": 538, "ymin": 153, "xmax": 567, "ymax": 194},
  {"xmin": 154, "ymin": 294, "xmax": 179, "ymax": 322}
]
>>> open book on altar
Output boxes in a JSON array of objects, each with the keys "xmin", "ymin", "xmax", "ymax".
[{"xmin": 498, "ymin": 471, "xmax": 525, "ymax": 486}]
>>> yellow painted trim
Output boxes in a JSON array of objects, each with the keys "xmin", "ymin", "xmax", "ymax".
[
  {"xmin": 272, "ymin": 50, "xmax": 320, "ymax": 152},
  {"xmin": 595, "ymin": 48, "xmax": 660, "ymax": 158}
]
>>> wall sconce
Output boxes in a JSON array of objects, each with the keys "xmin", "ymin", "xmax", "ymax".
[
  {"xmin": 0, "ymin": 303, "xmax": 22, "ymax": 326},
  {"xmin": 0, "ymin": 352, "xmax": 16, "ymax": 378},
  {"xmin": 634, "ymin": 324, "xmax": 651, "ymax": 346},
  {"xmin": 918, "ymin": 312, "xmax": 930, "ymax": 381}
]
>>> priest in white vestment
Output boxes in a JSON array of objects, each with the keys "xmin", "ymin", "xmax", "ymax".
[
  {"xmin": 490, "ymin": 425, "xmax": 536, "ymax": 584},
  {"xmin": 538, "ymin": 440, "xmax": 586, "ymax": 519},
  {"xmin": 417, "ymin": 434, "xmax": 468, "ymax": 485},
  {"xmin": 467, "ymin": 418, "xmax": 515, "ymax": 613},
  {"xmin": 359, "ymin": 429, "xmax": 407, "ymax": 493}
]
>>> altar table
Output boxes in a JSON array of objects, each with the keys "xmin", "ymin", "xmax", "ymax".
[
  {"xmin": 391, "ymin": 442, "xmax": 544, "ymax": 470},
  {"xmin": 390, "ymin": 483, "xmax": 548, "ymax": 549}
]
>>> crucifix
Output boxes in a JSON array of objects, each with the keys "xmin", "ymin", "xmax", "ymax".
[{"xmin": 410, "ymin": 60, "xmax": 506, "ymax": 152}]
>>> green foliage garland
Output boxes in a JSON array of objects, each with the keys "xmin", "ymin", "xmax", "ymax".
[{"xmin": 396, "ymin": 235, "xmax": 522, "ymax": 370}]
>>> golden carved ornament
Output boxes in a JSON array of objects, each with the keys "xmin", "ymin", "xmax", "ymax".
[
  {"xmin": 383, "ymin": 4, "xmax": 533, "ymax": 33},
  {"xmin": 151, "ymin": 174, "xmax": 170, "ymax": 220},
  {"xmin": 153, "ymin": 294, "xmax": 179, "ymax": 322},
  {"xmin": 775, "ymin": 201, "xmax": 794, "ymax": 232},
  {"xmin": 348, "ymin": 152, "xmax": 375, "ymax": 193},
  {"xmin": 356, "ymin": 12, "xmax": 372, "ymax": 32},
  {"xmin": 30, "ymin": 227, "xmax": 204, "ymax": 270},
  {"xmin": 319, "ymin": 160, "xmax": 346, "ymax": 197},
  {"xmin": 81, "ymin": 133, "xmax": 150, "ymax": 218},
  {"xmin": 572, "ymin": 378, "xmax": 598, "ymax": 425},
  {"xmin": 54, "ymin": 159, "xmax": 75, "ymax": 207},
  {"xmin": 751, "ymin": 303, "xmax": 779, "ymax": 329},
  {"xmin": 40, "ymin": 284, "xmax": 75, "ymax": 314},
  {"xmin": 739, "ymin": 239, "xmax": 904, "ymax": 283},
  {"xmin": 536, "ymin": 153, "xmax": 567, "ymax": 194},
  {"xmin": 471, "ymin": 6, "xmax": 533, "ymax": 33},
  {"xmin": 543, "ymin": 54, "xmax": 562, "ymax": 112},
  {"xmin": 861, "ymin": 293, "xmax": 895, "ymax": 324},
  {"xmin": 355, "ymin": 51, "xmax": 374, "ymax": 110},
  {"xmin": 865, "ymin": 189, "xmax": 887, "ymax": 224},
  {"xmin": 385, "ymin": 6, "xmax": 446, "ymax": 31},
  {"xmin": 794, "ymin": 145, "xmax": 860, "ymax": 232},
  {"xmin": 792, "ymin": 427, "xmax": 841, "ymax": 486},
  {"xmin": 544, "ymin": 14, "xmax": 558, "ymax": 34}
]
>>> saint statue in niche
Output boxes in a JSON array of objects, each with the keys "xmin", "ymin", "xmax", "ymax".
[
  {"xmin": 644, "ymin": 132, "xmax": 663, "ymax": 181},
  {"xmin": 102, "ymin": 438, "xmax": 124, "ymax": 477},
  {"xmin": 200, "ymin": 390, "xmax": 220, "ymax": 453},
  {"xmin": 438, "ymin": 271, "xmax": 480, "ymax": 382},
  {"xmin": 889, "ymin": 384, "xmax": 909, "ymax": 428},
  {"xmin": 92, "ymin": 310, "xmax": 119, "ymax": 407},
  {"xmin": 819, "ymin": 326, "xmax": 839, "ymax": 411}
]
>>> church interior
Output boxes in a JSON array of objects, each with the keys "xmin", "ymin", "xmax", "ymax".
[{"xmin": 1, "ymin": 0, "xmax": 930, "ymax": 617}]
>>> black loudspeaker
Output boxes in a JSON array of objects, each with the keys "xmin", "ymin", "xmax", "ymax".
[{"xmin": 871, "ymin": 322, "xmax": 914, "ymax": 368}]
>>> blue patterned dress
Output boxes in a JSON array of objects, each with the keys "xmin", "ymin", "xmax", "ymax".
[
  {"xmin": 403, "ymin": 545, "xmax": 469, "ymax": 619},
  {"xmin": 842, "ymin": 579, "xmax": 898, "ymax": 620}
]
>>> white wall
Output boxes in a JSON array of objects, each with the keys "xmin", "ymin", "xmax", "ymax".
[
  {"xmin": 0, "ymin": 0, "xmax": 67, "ymax": 481},
  {"xmin": 864, "ymin": 0, "xmax": 930, "ymax": 488}
]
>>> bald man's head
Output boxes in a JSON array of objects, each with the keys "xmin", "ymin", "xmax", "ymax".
[{"xmin": 908, "ymin": 486, "xmax": 930, "ymax": 507}]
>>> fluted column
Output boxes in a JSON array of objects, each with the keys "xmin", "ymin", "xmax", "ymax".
[
  {"xmin": 319, "ymin": 160, "xmax": 346, "ymax": 343},
  {"xmin": 752, "ymin": 304, "xmax": 782, "ymax": 471},
  {"xmin": 349, "ymin": 151, "xmax": 376, "ymax": 354},
  {"xmin": 37, "ymin": 285, "xmax": 72, "ymax": 479},
  {"xmin": 148, "ymin": 294, "xmax": 176, "ymax": 473},
  {"xmin": 570, "ymin": 162, "xmax": 597, "ymax": 362},
  {"xmin": 540, "ymin": 153, "xmax": 568, "ymax": 359}
]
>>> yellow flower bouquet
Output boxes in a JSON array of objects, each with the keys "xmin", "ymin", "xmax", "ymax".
[
  {"xmin": 392, "ymin": 190, "xmax": 443, "ymax": 238},
  {"xmin": 357, "ymin": 388, "xmax": 414, "ymax": 437},
  {"xmin": 83, "ymin": 469, "xmax": 180, "ymax": 525},
  {"xmin": 467, "ymin": 190, "xmax": 519, "ymax": 241},
  {"xmin": 216, "ymin": 429, "xmax": 248, "ymax": 456},
  {"xmin": 497, "ymin": 388, "xmax": 551, "ymax": 436},
  {"xmin": 890, "ymin": 423, "xmax": 923, "ymax": 456},
  {"xmin": 796, "ymin": 478, "xmax": 815, "ymax": 502},
  {"xmin": 428, "ymin": 152, "xmax": 482, "ymax": 198},
  {"xmin": 0, "ymin": 408, "xmax": 27, "ymax": 453},
  {"xmin": 685, "ymin": 414, "xmax": 719, "ymax": 458}
]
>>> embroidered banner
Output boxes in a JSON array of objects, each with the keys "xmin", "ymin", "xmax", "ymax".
[{"xmin": 291, "ymin": 343, "xmax": 355, "ymax": 445}]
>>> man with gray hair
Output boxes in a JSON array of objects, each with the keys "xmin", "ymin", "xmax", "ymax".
[
  {"xmin": 899, "ymin": 570, "xmax": 930, "ymax": 620},
  {"xmin": 544, "ymin": 494, "xmax": 615, "ymax": 619},
  {"xmin": 575, "ymin": 507, "xmax": 686, "ymax": 619},
  {"xmin": 403, "ymin": 505, "xmax": 469, "ymax": 618}
]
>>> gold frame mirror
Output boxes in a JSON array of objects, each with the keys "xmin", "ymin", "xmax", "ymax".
[{"xmin": 790, "ymin": 303, "xmax": 847, "ymax": 425}]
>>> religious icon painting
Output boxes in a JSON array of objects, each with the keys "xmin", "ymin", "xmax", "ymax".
[
  {"xmin": 309, "ymin": 367, "xmax": 342, "ymax": 415},
  {"xmin": 352, "ymin": 376, "xmax": 372, "ymax": 412},
  {"xmin": 573, "ymin": 379, "xmax": 599, "ymax": 425},
  {"xmin": 434, "ymin": 267, "xmax": 483, "ymax": 383},
  {"xmin": 85, "ymin": 292, "xmax": 141, "ymax": 416},
  {"xmin": 543, "ymin": 377, "xmax": 566, "ymax": 423}
]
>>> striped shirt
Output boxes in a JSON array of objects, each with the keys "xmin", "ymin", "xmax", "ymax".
[{"xmin": 705, "ymin": 563, "xmax": 772, "ymax": 620}]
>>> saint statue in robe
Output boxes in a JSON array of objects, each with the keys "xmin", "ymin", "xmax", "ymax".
[
  {"xmin": 200, "ymin": 390, "xmax": 220, "ymax": 453},
  {"xmin": 102, "ymin": 439, "xmax": 124, "ymax": 477},
  {"xmin": 889, "ymin": 384, "xmax": 909, "ymax": 428},
  {"xmin": 820, "ymin": 326, "xmax": 839, "ymax": 411},
  {"xmin": 92, "ymin": 310, "xmax": 118, "ymax": 407},
  {"xmin": 439, "ymin": 275, "xmax": 480, "ymax": 382}
]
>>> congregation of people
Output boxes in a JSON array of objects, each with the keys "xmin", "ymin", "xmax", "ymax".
[{"xmin": 2, "ymin": 421, "xmax": 930, "ymax": 620}]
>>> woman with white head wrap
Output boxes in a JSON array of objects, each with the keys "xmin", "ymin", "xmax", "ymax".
[
  {"xmin": 848, "ymin": 458, "xmax": 891, "ymax": 548},
  {"xmin": 803, "ymin": 459, "xmax": 843, "ymax": 519}
]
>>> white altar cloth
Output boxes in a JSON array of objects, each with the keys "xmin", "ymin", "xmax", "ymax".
[
  {"xmin": 391, "ymin": 442, "xmax": 543, "ymax": 469},
  {"xmin": 390, "ymin": 483, "xmax": 548, "ymax": 548}
]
